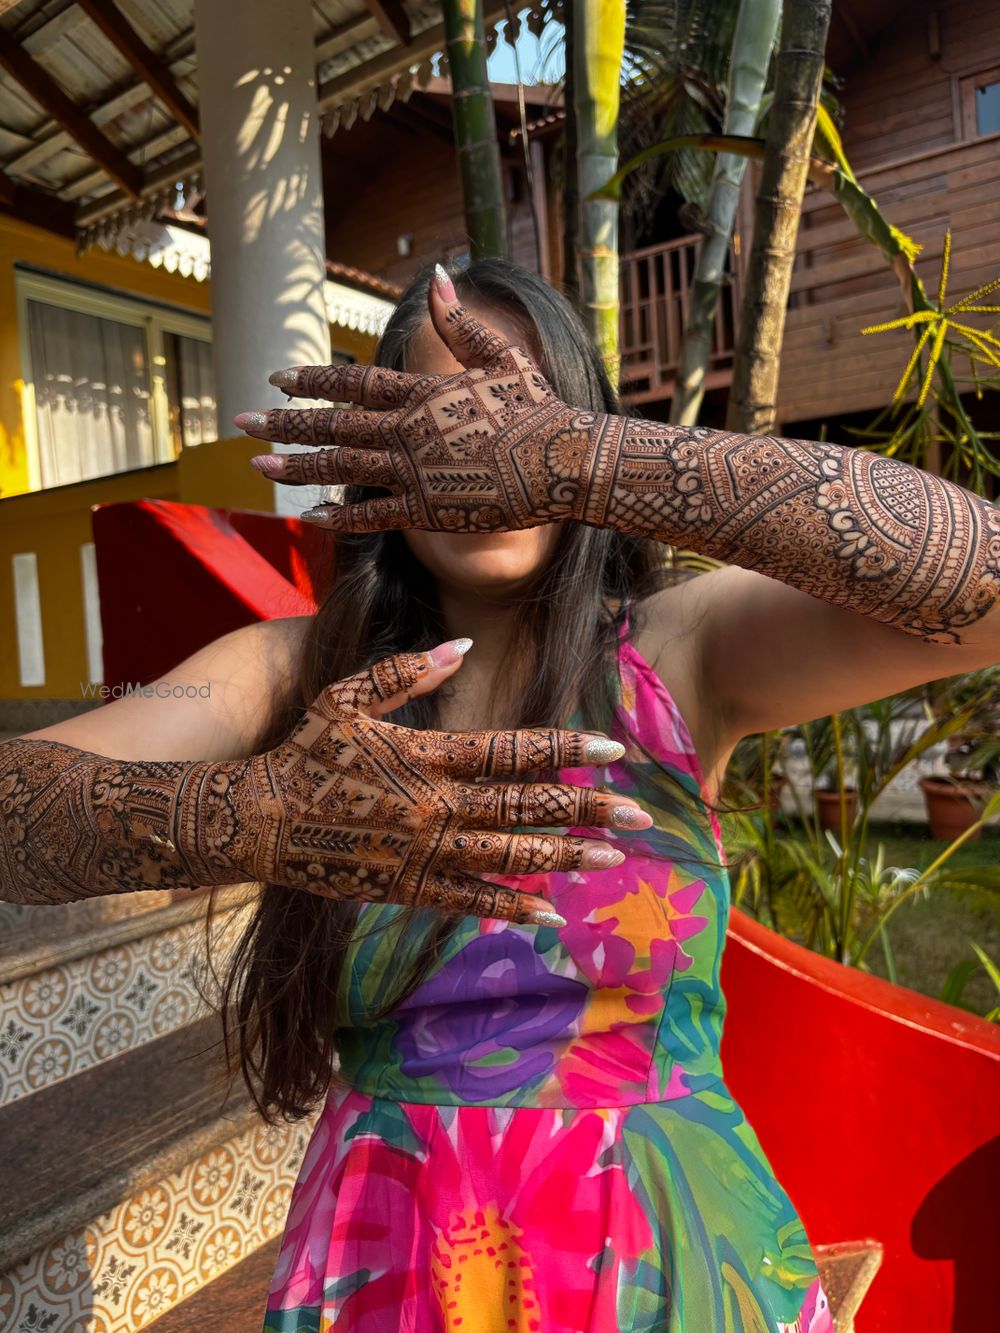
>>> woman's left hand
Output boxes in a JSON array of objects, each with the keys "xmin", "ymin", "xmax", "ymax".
[{"xmin": 234, "ymin": 272, "xmax": 619, "ymax": 534}]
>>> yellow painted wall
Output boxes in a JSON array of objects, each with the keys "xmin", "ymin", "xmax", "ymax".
[
  {"xmin": 0, "ymin": 438, "xmax": 277, "ymax": 699},
  {"xmin": 0, "ymin": 214, "xmax": 212, "ymax": 500},
  {"xmin": 0, "ymin": 213, "xmax": 380, "ymax": 701},
  {"xmin": 329, "ymin": 321, "xmax": 379, "ymax": 362},
  {"xmin": 0, "ymin": 213, "xmax": 379, "ymax": 499},
  {"xmin": 0, "ymin": 465, "xmax": 178, "ymax": 700}
]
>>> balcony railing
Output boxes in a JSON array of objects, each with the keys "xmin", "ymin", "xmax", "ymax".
[{"xmin": 619, "ymin": 234, "xmax": 742, "ymax": 406}]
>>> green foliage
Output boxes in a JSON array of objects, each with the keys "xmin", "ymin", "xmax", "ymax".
[
  {"xmin": 723, "ymin": 672, "xmax": 1000, "ymax": 1009},
  {"xmin": 576, "ymin": 18, "xmax": 1000, "ymax": 1017},
  {"xmin": 941, "ymin": 944, "xmax": 1000, "ymax": 1022},
  {"xmin": 855, "ymin": 233, "xmax": 1000, "ymax": 488},
  {"xmin": 618, "ymin": 0, "xmax": 741, "ymax": 231}
]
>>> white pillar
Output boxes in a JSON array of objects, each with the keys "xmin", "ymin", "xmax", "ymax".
[{"xmin": 194, "ymin": 0, "xmax": 332, "ymax": 516}]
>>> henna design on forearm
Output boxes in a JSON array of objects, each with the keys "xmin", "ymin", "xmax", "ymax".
[
  {"xmin": 582, "ymin": 419, "xmax": 1000, "ymax": 645},
  {"xmin": 254, "ymin": 307, "xmax": 1000, "ymax": 646},
  {"xmin": 0, "ymin": 651, "xmax": 631, "ymax": 920}
]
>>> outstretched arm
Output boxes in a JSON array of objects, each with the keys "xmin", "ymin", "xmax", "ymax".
[
  {"xmin": 241, "ymin": 275, "xmax": 1000, "ymax": 656},
  {"xmin": 1, "ymin": 641, "xmax": 646, "ymax": 923}
]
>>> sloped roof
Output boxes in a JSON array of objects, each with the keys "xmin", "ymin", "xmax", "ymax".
[{"xmin": 0, "ymin": 0, "xmax": 565, "ymax": 245}]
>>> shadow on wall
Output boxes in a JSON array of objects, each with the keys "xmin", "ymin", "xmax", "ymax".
[{"xmin": 912, "ymin": 1133, "xmax": 1000, "ymax": 1332}]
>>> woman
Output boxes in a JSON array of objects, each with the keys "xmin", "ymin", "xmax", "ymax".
[{"xmin": 2, "ymin": 259, "xmax": 997, "ymax": 1332}]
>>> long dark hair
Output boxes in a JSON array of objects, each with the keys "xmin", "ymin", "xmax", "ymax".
[{"xmin": 214, "ymin": 259, "xmax": 711, "ymax": 1124}]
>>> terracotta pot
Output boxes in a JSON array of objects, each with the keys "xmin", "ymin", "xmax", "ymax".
[
  {"xmin": 919, "ymin": 775, "xmax": 988, "ymax": 842},
  {"xmin": 814, "ymin": 788, "xmax": 858, "ymax": 833}
]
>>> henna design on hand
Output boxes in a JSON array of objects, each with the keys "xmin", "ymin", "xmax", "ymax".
[
  {"xmin": 0, "ymin": 650, "xmax": 635, "ymax": 922},
  {"xmin": 249, "ymin": 307, "xmax": 1000, "ymax": 646}
]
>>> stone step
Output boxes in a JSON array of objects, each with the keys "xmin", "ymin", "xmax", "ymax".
[
  {"xmin": 0, "ymin": 885, "xmax": 256, "ymax": 1108},
  {"xmin": 0, "ymin": 882, "xmax": 254, "ymax": 982},
  {"xmin": 146, "ymin": 1236, "xmax": 281, "ymax": 1332},
  {"xmin": 0, "ymin": 1014, "xmax": 251, "ymax": 1274},
  {"xmin": 0, "ymin": 1012, "xmax": 315, "ymax": 1332}
]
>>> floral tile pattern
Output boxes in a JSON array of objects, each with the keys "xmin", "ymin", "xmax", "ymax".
[
  {"xmin": 0, "ymin": 908, "xmax": 253, "ymax": 1108},
  {"xmin": 0, "ymin": 1113, "xmax": 316, "ymax": 1332}
]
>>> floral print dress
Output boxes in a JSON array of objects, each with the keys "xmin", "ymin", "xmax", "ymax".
[{"xmin": 261, "ymin": 639, "xmax": 832, "ymax": 1332}]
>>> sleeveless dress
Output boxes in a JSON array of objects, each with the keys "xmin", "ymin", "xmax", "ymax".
[{"xmin": 261, "ymin": 639, "xmax": 832, "ymax": 1332}]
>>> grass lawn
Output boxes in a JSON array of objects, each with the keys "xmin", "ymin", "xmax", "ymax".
[{"xmin": 720, "ymin": 816, "xmax": 1000, "ymax": 1020}]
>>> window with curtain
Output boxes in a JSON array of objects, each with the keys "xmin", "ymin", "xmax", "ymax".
[
  {"xmin": 18, "ymin": 271, "xmax": 217, "ymax": 490},
  {"xmin": 26, "ymin": 300, "xmax": 155, "ymax": 489},
  {"xmin": 163, "ymin": 331, "xmax": 218, "ymax": 448}
]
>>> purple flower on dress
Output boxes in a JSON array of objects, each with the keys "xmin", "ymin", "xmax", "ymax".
[{"xmin": 394, "ymin": 931, "xmax": 588, "ymax": 1099}]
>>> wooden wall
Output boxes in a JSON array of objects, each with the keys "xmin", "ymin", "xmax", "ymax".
[
  {"xmin": 324, "ymin": 124, "xmax": 539, "ymax": 291},
  {"xmin": 776, "ymin": 0, "xmax": 1000, "ymax": 426}
]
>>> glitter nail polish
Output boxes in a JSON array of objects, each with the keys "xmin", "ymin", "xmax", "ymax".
[{"xmin": 585, "ymin": 738, "xmax": 625, "ymax": 764}]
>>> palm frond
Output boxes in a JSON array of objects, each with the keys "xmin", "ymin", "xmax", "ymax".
[{"xmin": 618, "ymin": 0, "xmax": 741, "ymax": 228}]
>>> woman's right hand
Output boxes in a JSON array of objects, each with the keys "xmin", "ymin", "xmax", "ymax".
[{"xmin": 216, "ymin": 640, "xmax": 650, "ymax": 924}]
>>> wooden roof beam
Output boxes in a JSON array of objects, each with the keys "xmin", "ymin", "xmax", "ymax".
[
  {"xmin": 385, "ymin": 99, "xmax": 453, "ymax": 143},
  {"xmin": 0, "ymin": 169, "xmax": 75, "ymax": 235},
  {"xmin": 75, "ymin": 0, "xmax": 200, "ymax": 141},
  {"xmin": 0, "ymin": 28, "xmax": 142, "ymax": 196},
  {"xmin": 317, "ymin": 3, "xmax": 508, "ymax": 111},
  {"xmin": 364, "ymin": 0, "xmax": 412, "ymax": 47}
]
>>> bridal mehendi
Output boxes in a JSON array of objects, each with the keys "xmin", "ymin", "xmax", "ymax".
[
  {"xmin": 0, "ymin": 648, "xmax": 639, "ymax": 917},
  {"xmin": 247, "ymin": 307, "xmax": 1000, "ymax": 647}
]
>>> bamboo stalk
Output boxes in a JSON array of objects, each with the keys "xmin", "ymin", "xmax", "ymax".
[
  {"xmin": 441, "ymin": 0, "xmax": 510, "ymax": 260},
  {"xmin": 574, "ymin": 0, "xmax": 626, "ymax": 382},
  {"xmin": 674, "ymin": 0, "xmax": 781, "ymax": 426},
  {"xmin": 561, "ymin": 0, "xmax": 580, "ymax": 300},
  {"xmin": 726, "ymin": 0, "xmax": 833, "ymax": 433}
]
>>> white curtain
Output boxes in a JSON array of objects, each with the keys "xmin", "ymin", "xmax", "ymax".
[
  {"xmin": 174, "ymin": 334, "xmax": 218, "ymax": 447},
  {"xmin": 26, "ymin": 300, "xmax": 154, "ymax": 487}
]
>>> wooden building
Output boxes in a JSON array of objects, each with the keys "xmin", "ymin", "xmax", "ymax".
[
  {"xmin": 317, "ymin": 0, "xmax": 1000, "ymax": 448},
  {"xmin": 776, "ymin": 0, "xmax": 1000, "ymax": 439}
]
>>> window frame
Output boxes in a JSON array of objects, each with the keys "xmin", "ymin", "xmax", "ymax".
[
  {"xmin": 958, "ymin": 65, "xmax": 1000, "ymax": 141},
  {"xmin": 15, "ymin": 269, "xmax": 213, "ymax": 492}
]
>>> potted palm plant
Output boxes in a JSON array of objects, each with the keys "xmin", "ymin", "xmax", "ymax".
[
  {"xmin": 919, "ymin": 667, "xmax": 1000, "ymax": 842},
  {"xmin": 790, "ymin": 711, "xmax": 859, "ymax": 836},
  {"xmin": 813, "ymin": 752, "xmax": 860, "ymax": 834}
]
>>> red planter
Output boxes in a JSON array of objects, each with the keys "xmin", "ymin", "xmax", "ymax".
[{"xmin": 919, "ymin": 775, "xmax": 989, "ymax": 841}]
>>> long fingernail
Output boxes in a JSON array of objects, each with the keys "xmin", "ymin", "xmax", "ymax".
[
  {"xmin": 528, "ymin": 909, "xmax": 567, "ymax": 928},
  {"xmin": 611, "ymin": 804, "xmax": 653, "ymax": 830},
  {"xmin": 429, "ymin": 637, "xmax": 474, "ymax": 667},
  {"xmin": 269, "ymin": 368, "xmax": 301, "ymax": 394},
  {"xmin": 583, "ymin": 845, "xmax": 626, "ymax": 868},
  {"xmin": 434, "ymin": 262, "xmax": 457, "ymax": 302},
  {"xmin": 300, "ymin": 506, "xmax": 330, "ymax": 521},
  {"xmin": 585, "ymin": 738, "xmax": 625, "ymax": 764},
  {"xmin": 234, "ymin": 411, "xmax": 268, "ymax": 432},
  {"xmin": 250, "ymin": 454, "xmax": 284, "ymax": 476}
]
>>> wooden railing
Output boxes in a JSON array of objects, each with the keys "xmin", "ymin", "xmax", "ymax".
[{"xmin": 618, "ymin": 234, "xmax": 742, "ymax": 406}]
